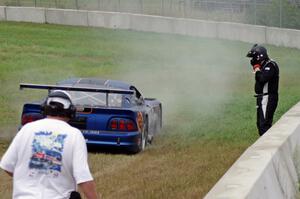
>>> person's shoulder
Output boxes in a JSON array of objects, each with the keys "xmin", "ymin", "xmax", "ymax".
[
  {"xmin": 69, "ymin": 126, "xmax": 82, "ymax": 134},
  {"xmin": 16, "ymin": 119, "xmax": 47, "ymax": 138},
  {"xmin": 63, "ymin": 122, "xmax": 82, "ymax": 135},
  {"xmin": 267, "ymin": 59, "xmax": 278, "ymax": 67},
  {"xmin": 21, "ymin": 118, "xmax": 46, "ymax": 130},
  {"xmin": 67, "ymin": 125, "xmax": 85, "ymax": 143},
  {"xmin": 263, "ymin": 59, "xmax": 278, "ymax": 70}
]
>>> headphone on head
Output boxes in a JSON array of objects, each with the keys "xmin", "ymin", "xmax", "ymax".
[{"xmin": 42, "ymin": 90, "xmax": 76, "ymax": 119}]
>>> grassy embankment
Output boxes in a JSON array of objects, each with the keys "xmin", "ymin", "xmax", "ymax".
[{"xmin": 0, "ymin": 21, "xmax": 300, "ymax": 198}]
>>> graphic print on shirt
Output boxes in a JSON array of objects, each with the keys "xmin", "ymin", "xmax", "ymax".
[{"xmin": 29, "ymin": 131, "xmax": 67, "ymax": 177}]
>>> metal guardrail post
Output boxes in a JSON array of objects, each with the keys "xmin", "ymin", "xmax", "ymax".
[
  {"xmin": 161, "ymin": 0, "xmax": 164, "ymax": 16},
  {"xmin": 75, "ymin": 0, "xmax": 79, "ymax": 9},
  {"xmin": 254, "ymin": 0, "xmax": 257, "ymax": 25},
  {"xmin": 279, "ymin": 0, "xmax": 282, "ymax": 28},
  {"xmin": 140, "ymin": 0, "xmax": 143, "ymax": 14},
  {"xmin": 97, "ymin": 0, "xmax": 101, "ymax": 10},
  {"xmin": 182, "ymin": 0, "xmax": 186, "ymax": 18}
]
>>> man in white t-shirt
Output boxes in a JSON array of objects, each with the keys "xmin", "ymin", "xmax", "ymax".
[{"xmin": 0, "ymin": 90, "xmax": 99, "ymax": 199}]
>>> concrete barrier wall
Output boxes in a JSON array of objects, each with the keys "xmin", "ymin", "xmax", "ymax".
[
  {"xmin": 204, "ymin": 102, "xmax": 300, "ymax": 199},
  {"xmin": 266, "ymin": 27, "xmax": 300, "ymax": 49},
  {"xmin": 6, "ymin": 7, "xmax": 45, "ymax": 23},
  {"xmin": 130, "ymin": 14, "xmax": 175, "ymax": 34},
  {"xmin": 1, "ymin": 7, "xmax": 300, "ymax": 50},
  {"xmin": 184, "ymin": 19, "xmax": 218, "ymax": 38},
  {"xmin": 88, "ymin": 11, "xmax": 131, "ymax": 29},
  {"xmin": 217, "ymin": 22, "xmax": 266, "ymax": 44},
  {"xmin": 46, "ymin": 9, "xmax": 88, "ymax": 26},
  {"xmin": 0, "ymin": 6, "xmax": 6, "ymax": 20}
]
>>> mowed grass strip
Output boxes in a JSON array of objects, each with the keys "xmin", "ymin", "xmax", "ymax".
[
  {"xmin": 87, "ymin": 140, "xmax": 246, "ymax": 199},
  {"xmin": 0, "ymin": 21, "xmax": 300, "ymax": 198}
]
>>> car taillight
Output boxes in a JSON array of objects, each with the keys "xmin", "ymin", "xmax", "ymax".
[
  {"xmin": 110, "ymin": 119, "xmax": 118, "ymax": 130},
  {"xmin": 119, "ymin": 120, "xmax": 126, "ymax": 131},
  {"xmin": 126, "ymin": 121, "xmax": 136, "ymax": 131},
  {"xmin": 22, "ymin": 113, "xmax": 44, "ymax": 125},
  {"xmin": 108, "ymin": 118, "xmax": 137, "ymax": 132}
]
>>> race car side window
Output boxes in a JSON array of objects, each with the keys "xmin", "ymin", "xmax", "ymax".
[
  {"xmin": 129, "ymin": 86, "xmax": 144, "ymax": 105},
  {"xmin": 130, "ymin": 86, "xmax": 143, "ymax": 98}
]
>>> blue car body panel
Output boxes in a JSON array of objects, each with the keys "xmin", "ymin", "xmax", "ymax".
[{"xmin": 20, "ymin": 78, "xmax": 162, "ymax": 153}]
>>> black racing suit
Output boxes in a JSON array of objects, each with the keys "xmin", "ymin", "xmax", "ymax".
[{"xmin": 255, "ymin": 59, "xmax": 279, "ymax": 136}]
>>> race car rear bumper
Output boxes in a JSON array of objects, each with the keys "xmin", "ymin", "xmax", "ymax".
[{"xmin": 82, "ymin": 131, "xmax": 141, "ymax": 150}]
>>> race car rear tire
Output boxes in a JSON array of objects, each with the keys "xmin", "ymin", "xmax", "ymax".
[{"xmin": 129, "ymin": 122, "xmax": 148, "ymax": 154}]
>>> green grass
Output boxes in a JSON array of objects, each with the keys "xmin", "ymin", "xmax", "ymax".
[{"xmin": 0, "ymin": 21, "xmax": 300, "ymax": 198}]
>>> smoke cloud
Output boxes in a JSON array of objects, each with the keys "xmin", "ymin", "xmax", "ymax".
[{"xmin": 114, "ymin": 34, "xmax": 250, "ymax": 132}]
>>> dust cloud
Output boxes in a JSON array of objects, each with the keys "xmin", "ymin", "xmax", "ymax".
[{"xmin": 115, "ymin": 35, "xmax": 250, "ymax": 132}]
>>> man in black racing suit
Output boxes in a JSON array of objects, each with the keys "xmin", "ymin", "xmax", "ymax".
[{"xmin": 246, "ymin": 44, "xmax": 279, "ymax": 136}]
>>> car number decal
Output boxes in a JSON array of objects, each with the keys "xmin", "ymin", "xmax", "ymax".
[
  {"xmin": 137, "ymin": 112, "xmax": 143, "ymax": 132},
  {"xmin": 81, "ymin": 130, "xmax": 101, "ymax": 134}
]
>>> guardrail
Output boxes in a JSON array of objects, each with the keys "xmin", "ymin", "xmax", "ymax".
[{"xmin": 0, "ymin": 6, "xmax": 300, "ymax": 49}]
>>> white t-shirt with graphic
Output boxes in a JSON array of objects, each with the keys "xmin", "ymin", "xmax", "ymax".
[{"xmin": 0, "ymin": 118, "xmax": 93, "ymax": 199}]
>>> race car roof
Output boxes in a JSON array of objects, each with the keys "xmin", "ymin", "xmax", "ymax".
[
  {"xmin": 58, "ymin": 78, "xmax": 133, "ymax": 90},
  {"xmin": 58, "ymin": 78, "xmax": 142, "ymax": 98}
]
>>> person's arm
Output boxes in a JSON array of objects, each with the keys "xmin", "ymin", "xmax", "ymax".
[
  {"xmin": 72, "ymin": 130, "xmax": 100, "ymax": 199},
  {"xmin": 78, "ymin": 180, "xmax": 99, "ymax": 199},
  {"xmin": 255, "ymin": 63, "xmax": 276, "ymax": 83}
]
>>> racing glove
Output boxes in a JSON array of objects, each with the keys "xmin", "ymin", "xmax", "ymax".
[{"xmin": 252, "ymin": 64, "xmax": 261, "ymax": 73}]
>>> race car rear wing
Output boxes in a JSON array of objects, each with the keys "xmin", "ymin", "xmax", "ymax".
[{"xmin": 20, "ymin": 83, "xmax": 135, "ymax": 95}]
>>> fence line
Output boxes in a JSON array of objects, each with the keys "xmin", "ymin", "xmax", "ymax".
[
  {"xmin": 1, "ymin": 0, "xmax": 300, "ymax": 29},
  {"xmin": 1, "ymin": 6, "xmax": 300, "ymax": 50}
]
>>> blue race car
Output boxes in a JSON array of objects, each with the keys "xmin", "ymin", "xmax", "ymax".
[{"xmin": 20, "ymin": 78, "xmax": 162, "ymax": 153}]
